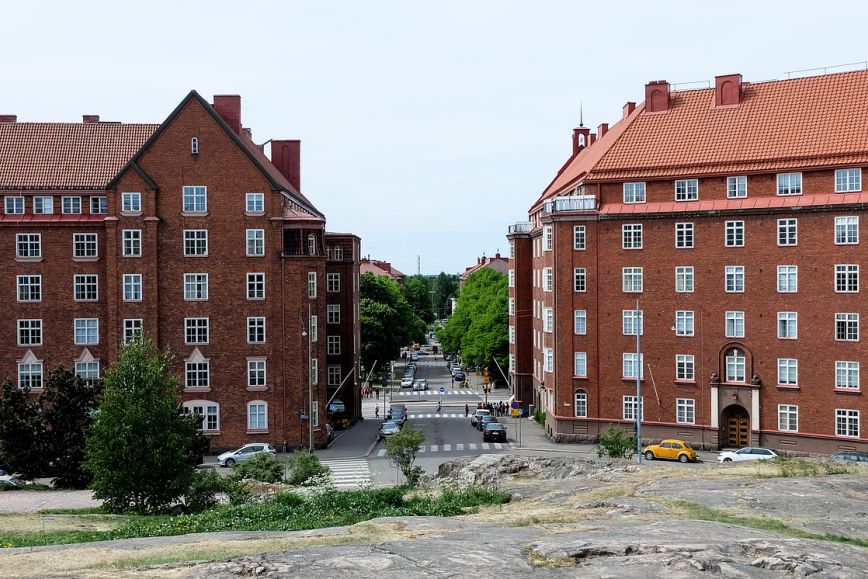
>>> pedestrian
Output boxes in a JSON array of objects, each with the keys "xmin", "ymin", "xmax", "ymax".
[
  {"xmin": 464, "ymin": 403, "xmax": 469, "ymax": 417},
  {"xmin": 375, "ymin": 404, "xmax": 379, "ymax": 418},
  {"xmin": 437, "ymin": 401, "xmax": 442, "ymax": 413}
]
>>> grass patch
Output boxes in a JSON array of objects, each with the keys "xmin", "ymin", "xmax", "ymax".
[
  {"xmin": 753, "ymin": 457, "xmax": 852, "ymax": 478},
  {"xmin": 37, "ymin": 507, "xmax": 105, "ymax": 515},
  {"xmin": 0, "ymin": 485, "xmax": 510, "ymax": 548},
  {"xmin": 667, "ymin": 499, "xmax": 868, "ymax": 549}
]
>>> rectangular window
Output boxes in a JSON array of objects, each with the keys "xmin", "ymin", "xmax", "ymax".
[
  {"xmin": 622, "ymin": 267, "xmax": 642, "ymax": 292},
  {"xmin": 778, "ymin": 358, "xmax": 798, "ymax": 386},
  {"xmin": 835, "ymin": 216, "xmax": 859, "ymax": 244},
  {"xmin": 184, "ymin": 403, "xmax": 219, "ymax": 431},
  {"xmin": 675, "ymin": 310, "xmax": 694, "ymax": 336},
  {"xmin": 248, "ymin": 403, "xmax": 267, "ymax": 430},
  {"xmin": 725, "ymin": 265, "xmax": 745, "ymax": 292},
  {"xmin": 17, "ymin": 319, "xmax": 42, "ymax": 346},
  {"xmin": 308, "ymin": 272, "xmax": 317, "ymax": 298},
  {"xmin": 727, "ymin": 176, "xmax": 747, "ymax": 198},
  {"xmin": 835, "ymin": 313, "xmax": 859, "ymax": 341},
  {"xmin": 185, "ymin": 361, "xmax": 210, "ymax": 389},
  {"xmin": 89, "ymin": 196, "xmax": 107, "ymax": 214},
  {"xmin": 675, "ymin": 266, "xmax": 694, "ymax": 293},
  {"xmin": 62, "ymin": 196, "xmax": 82, "ymax": 214},
  {"xmin": 543, "ymin": 348, "xmax": 553, "ymax": 373},
  {"xmin": 247, "ymin": 272, "xmax": 265, "ymax": 299},
  {"xmin": 182, "ymin": 185, "xmax": 207, "ymax": 212},
  {"xmin": 622, "ymin": 309, "xmax": 643, "ymax": 336},
  {"xmin": 574, "ymin": 390, "xmax": 587, "ymax": 417},
  {"xmin": 835, "ymin": 409, "xmax": 860, "ymax": 437},
  {"xmin": 121, "ymin": 192, "xmax": 141, "ymax": 213},
  {"xmin": 4, "ymin": 196, "xmax": 24, "ymax": 214},
  {"xmin": 327, "ymin": 272, "xmax": 340, "ymax": 292},
  {"xmin": 73, "ymin": 274, "xmax": 98, "ymax": 301},
  {"xmin": 17, "ymin": 275, "xmax": 41, "ymax": 302},
  {"xmin": 573, "ymin": 225, "xmax": 586, "ymax": 250},
  {"xmin": 509, "ymin": 325, "xmax": 515, "ymax": 344},
  {"xmin": 622, "ymin": 224, "xmax": 643, "ymax": 249},
  {"xmin": 183, "ymin": 230, "xmax": 208, "ymax": 256},
  {"xmin": 725, "ymin": 311, "xmax": 745, "ymax": 338},
  {"xmin": 574, "ymin": 309, "xmax": 586, "ymax": 334},
  {"xmin": 311, "ymin": 358, "xmax": 319, "ymax": 385},
  {"xmin": 543, "ymin": 267, "xmax": 553, "ymax": 292},
  {"xmin": 73, "ymin": 233, "xmax": 98, "ymax": 258},
  {"xmin": 327, "ymin": 304, "xmax": 340, "ymax": 324},
  {"xmin": 34, "ymin": 196, "xmax": 54, "ymax": 214},
  {"xmin": 328, "ymin": 366, "xmax": 341, "ymax": 386},
  {"xmin": 184, "ymin": 317, "xmax": 209, "ymax": 344},
  {"xmin": 247, "ymin": 317, "xmax": 266, "ymax": 343},
  {"xmin": 675, "ymin": 355, "xmax": 695, "ymax": 381},
  {"xmin": 16, "ymin": 233, "xmax": 41, "ymax": 259},
  {"xmin": 508, "ymin": 269, "xmax": 515, "ymax": 288},
  {"xmin": 574, "ymin": 268, "xmax": 587, "ymax": 292},
  {"xmin": 246, "ymin": 192, "xmax": 265, "ymax": 213},
  {"xmin": 574, "ymin": 352, "xmax": 587, "ymax": 377},
  {"xmin": 122, "ymin": 229, "xmax": 142, "ymax": 257},
  {"xmin": 835, "ymin": 168, "xmax": 861, "ymax": 193},
  {"xmin": 543, "ymin": 225, "xmax": 552, "ymax": 251},
  {"xmin": 725, "ymin": 220, "xmax": 744, "ymax": 247},
  {"xmin": 675, "ymin": 222, "xmax": 693, "ymax": 248},
  {"xmin": 835, "ymin": 361, "xmax": 860, "ymax": 390},
  {"xmin": 18, "ymin": 362, "xmax": 43, "ymax": 390},
  {"xmin": 777, "ymin": 265, "xmax": 798, "ymax": 293},
  {"xmin": 835, "ymin": 264, "xmax": 859, "ymax": 293},
  {"xmin": 777, "ymin": 172, "xmax": 802, "ymax": 196},
  {"xmin": 123, "ymin": 319, "xmax": 143, "ymax": 344},
  {"xmin": 674, "ymin": 179, "xmax": 699, "ymax": 201},
  {"xmin": 74, "ymin": 318, "xmax": 99, "ymax": 345},
  {"xmin": 777, "ymin": 311, "xmax": 798, "ymax": 339},
  {"xmin": 622, "ymin": 353, "xmax": 644, "ymax": 379},
  {"xmin": 122, "ymin": 274, "xmax": 142, "ymax": 301},
  {"xmin": 778, "ymin": 405, "xmax": 798, "ymax": 432},
  {"xmin": 310, "ymin": 315, "xmax": 318, "ymax": 342},
  {"xmin": 623, "ymin": 396, "xmax": 644, "ymax": 420},
  {"xmin": 676, "ymin": 398, "xmax": 695, "ymax": 423},
  {"xmin": 327, "ymin": 335, "xmax": 341, "ymax": 355},
  {"xmin": 508, "ymin": 298, "xmax": 515, "ymax": 316},
  {"xmin": 246, "ymin": 229, "xmax": 265, "ymax": 256},
  {"xmin": 543, "ymin": 307, "xmax": 553, "ymax": 332},
  {"xmin": 183, "ymin": 273, "xmax": 208, "ymax": 300},
  {"xmin": 623, "ymin": 182, "xmax": 646, "ymax": 203},
  {"xmin": 248, "ymin": 359, "xmax": 266, "ymax": 388},
  {"xmin": 777, "ymin": 218, "xmax": 798, "ymax": 246},
  {"xmin": 75, "ymin": 361, "xmax": 100, "ymax": 382}
]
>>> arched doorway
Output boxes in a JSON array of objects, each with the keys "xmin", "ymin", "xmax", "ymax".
[{"xmin": 721, "ymin": 404, "xmax": 749, "ymax": 447}]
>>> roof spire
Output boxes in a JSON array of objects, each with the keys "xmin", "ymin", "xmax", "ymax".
[{"xmin": 579, "ymin": 101, "xmax": 584, "ymax": 127}]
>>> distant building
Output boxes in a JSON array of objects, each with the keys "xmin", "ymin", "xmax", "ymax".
[
  {"xmin": 360, "ymin": 258, "xmax": 406, "ymax": 284},
  {"xmin": 459, "ymin": 253, "xmax": 509, "ymax": 288}
]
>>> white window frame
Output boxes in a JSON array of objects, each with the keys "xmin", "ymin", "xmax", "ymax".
[
  {"xmin": 247, "ymin": 359, "xmax": 267, "ymax": 388},
  {"xmin": 675, "ymin": 310, "xmax": 694, "ymax": 336},
  {"xmin": 16, "ymin": 233, "xmax": 41, "ymax": 259},
  {"xmin": 724, "ymin": 220, "xmax": 744, "ymax": 247},
  {"xmin": 675, "ymin": 266, "xmax": 694, "ymax": 293},
  {"xmin": 190, "ymin": 137, "xmax": 199, "ymax": 155},
  {"xmin": 623, "ymin": 395, "xmax": 644, "ymax": 420},
  {"xmin": 623, "ymin": 182, "xmax": 646, "ymax": 204},
  {"xmin": 17, "ymin": 275, "xmax": 42, "ymax": 302},
  {"xmin": 835, "ymin": 264, "xmax": 859, "ymax": 293},
  {"xmin": 184, "ymin": 317, "xmax": 210, "ymax": 345},
  {"xmin": 4, "ymin": 196, "xmax": 24, "ymax": 214},
  {"xmin": 543, "ymin": 348, "xmax": 553, "ymax": 373},
  {"xmin": 308, "ymin": 272, "xmax": 317, "ymax": 298},
  {"xmin": 725, "ymin": 311, "xmax": 745, "ymax": 338},
  {"xmin": 247, "ymin": 317, "xmax": 266, "ymax": 343},
  {"xmin": 835, "ymin": 361, "xmax": 860, "ymax": 390},
  {"xmin": 246, "ymin": 229, "xmax": 265, "ymax": 257},
  {"xmin": 574, "ymin": 352, "xmax": 587, "ymax": 377},
  {"xmin": 247, "ymin": 272, "xmax": 265, "ymax": 300},
  {"xmin": 73, "ymin": 274, "xmax": 98, "ymax": 302},
  {"xmin": 247, "ymin": 401, "xmax": 268, "ymax": 431},
  {"xmin": 543, "ymin": 225, "xmax": 552, "ymax": 251},
  {"xmin": 327, "ymin": 335, "xmax": 341, "ymax": 355},
  {"xmin": 778, "ymin": 405, "xmax": 798, "ymax": 432},
  {"xmin": 777, "ymin": 311, "xmax": 798, "ymax": 340},
  {"xmin": 34, "ymin": 196, "xmax": 54, "ymax": 214},
  {"xmin": 622, "ymin": 267, "xmax": 642, "ymax": 293},
  {"xmin": 776, "ymin": 172, "xmax": 802, "ymax": 196},
  {"xmin": 121, "ymin": 192, "xmax": 141, "ymax": 213},
  {"xmin": 835, "ymin": 313, "xmax": 859, "ymax": 342},
  {"xmin": 246, "ymin": 192, "xmax": 265, "ymax": 213},
  {"xmin": 777, "ymin": 218, "xmax": 798, "ymax": 246},
  {"xmin": 622, "ymin": 353, "xmax": 643, "ymax": 380},
  {"xmin": 62, "ymin": 196, "xmax": 82, "ymax": 214},
  {"xmin": 73, "ymin": 232, "xmax": 98, "ymax": 258},
  {"xmin": 834, "ymin": 216, "xmax": 859, "ymax": 245},
  {"xmin": 622, "ymin": 223, "xmax": 643, "ymax": 249},
  {"xmin": 777, "ymin": 358, "xmax": 798, "ymax": 386},
  {"xmin": 182, "ymin": 185, "xmax": 207, "ymax": 213},
  {"xmin": 327, "ymin": 272, "xmax": 340, "ymax": 293},
  {"xmin": 183, "ymin": 229, "xmax": 208, "ymax": 256},
  {"xmin": 183, "ymin": 401, "xmax": 220, "ymax": 432},
  {"xmin": 18, "ymin": 361, "xmax": 43, "ymax": 390},
  {"xmin": 543, "ymin": 307, "xmax": 553, "ymax": 333},
  {"xmin": 543, "ymin": 267, "xmax": 553, "ymax": 292},
  {"xmin": 574, "ymin": 390, "xmax": 587, "ymax": 417},
  {"xmin": 574, "ymin": 309, "xmax": 586, "ymax": 335},
  {"xmin": 17, "ymin": 319, "xmax": 42, "ymax": 346},
  {"xmin": 725, "ymin": 265, "xmax": 745, "ymax": 293},
  {"xmin": 674, "ymin": 178, "xmax": 699, "ymax": 201},
  {"xmin": 725, "ymin": 348, "xmax": 746, "ymax": 382},
  {"xmin": 676, "ymin": 398, "xmax": 695, "ymax": 423},
  {"xmin": 835, "ymin": 409, "xmax": 860, "ymax": 438},
  {"xmin": 122, "ymin": 229, "xmax": 142, "ymax": 257},
  {"xmin": 183, "ymin": 273, "xmax": 208, "ymax": 301},
  {"xmin": 574, "ymin": 268, "xmax": 587, "ymax": 292},
  {"xmin": 727, "ymin": 176, "xmax": 747, "ymax": 198},
  {"xmin": 185, "ymin": 360, "xmax": 210, "ymax": 390},
  {"xmin": 122, "ymin": 274, "xmax": 143, "ymax": 302},
  {"xmin": 123, "ymin": 319, "xmax": 143, "ymax": 344},
  {"xmin": 89, "ymin": 196, "xmax": 107, "ymax": 214},
  {"xmin": 327, "ymin": 304, "xmax": 340, "ymax": 324},
  {"xmin": 573, "ymin": 226, "xmax": 586, "ymax": 250},
  {"xmin": 675, "ymin": 355, "xmax": 695, "ymax": 381},
  {"xmin": 835, "ymin": 168, "xmax": 861, "ymax": 193},
  {"xmin": 75, "ymin": 360, "xmax": 100, "ymax": 382},
  {"xmin": 622, "ymin": 309, "xmax": 643, "ymax": 336},
  {"xmin": 74, "ymin": 318, "xmax": 99, "ymax": 345},
  {"xmin": 777, "ymin": 265, "xmax": 797, "ymax": 293},
  {"xmin": 328, "ymin": 366, "xmax": 341, "ymax": 386},
  {"xmin": 675, "ymin": 222, "xmax": 693, "ymax": 248}
]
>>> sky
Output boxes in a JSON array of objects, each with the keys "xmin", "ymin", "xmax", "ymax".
[{"xmin": 3, "ymin": 1, "xmax": 868, "ymax": 274}]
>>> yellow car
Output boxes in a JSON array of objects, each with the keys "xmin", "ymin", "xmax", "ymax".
[{"xmin": 642, "ymin": 439, "xmax": 697, "ymax": 463}]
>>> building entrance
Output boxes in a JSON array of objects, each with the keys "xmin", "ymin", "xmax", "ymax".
[{"xmin": 722, "ymin": 405, "xmax": 749, "ymax": 447}]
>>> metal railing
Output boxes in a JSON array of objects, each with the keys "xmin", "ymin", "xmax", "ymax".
[
  {"xmin": 508, "ymin": 221, "xmax": 533, "ymax": 234},
  {"xmin": 542, "ymin": 195, "xmax": 597, "ymax": 213}
]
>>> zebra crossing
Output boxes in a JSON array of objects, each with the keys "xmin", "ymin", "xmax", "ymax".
[
  {"xmin": 406, "ymin": 413, "xmax": 483, "ymax": 419},
  {"xmin": 375, "ymin": 441, "xmax": 514, "ymax": 457},
  {"xmin": 319, "ymin": 458, "xmax": 371, "ymax": 489},
  {"xmin": 394, "ymin": 390, "xmax": 474, "ymax": 396}
]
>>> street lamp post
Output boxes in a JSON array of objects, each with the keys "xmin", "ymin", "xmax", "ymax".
[
  {"xmin": 635, "ymin": 299, "xmax": 642, "ymax": 465},
  {"xmin": 306, "ymin": 303, "xmax": 314, "ymax": 452}
]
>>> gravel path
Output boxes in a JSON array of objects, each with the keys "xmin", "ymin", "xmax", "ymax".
[{"xmin": 0, "ymin": 490, "xmax": 100, "ymax": 513}]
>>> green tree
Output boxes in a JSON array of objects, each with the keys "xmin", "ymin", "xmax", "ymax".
[
  {"xmin": 84, "ymin": 337, "xmax": 207, "ymax": 514},
  {"xmin": 404, "ymin": 276, "xmax": 435, "ymax": 324},
  {"xmin": 431, "ymin": 272, "xmax": 458, "ymax": 319},
  {"xmin": 40, "ymin": 366, "xmax": 102, "ymax": 489},
  {"xmin": 360, "ymin": 273, "xmax": 426, "ymax": 370},
  {"xmin": 385, "ymin": 426, "xmax": 425, "ymax": 486},
  {"xmin": 0, "ymin": 379, "xmax": 43, "ymax": 479}
]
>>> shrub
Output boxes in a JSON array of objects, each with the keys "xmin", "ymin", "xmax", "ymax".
[
  {"xmin": 597, "ymin": 426, "xmax": 636, "ymax": 459},
  {"xmin": 385, "ymin": 427, "xmax": 425, "ymax": 487},
  {"xmin": 184, "ymin": 469, "xmax": 225, "ymax": 513},
  {"xmin": 229, "ymin": 452, "xmax": 283, "ymax": 484},
  {"xmin": 532, "ymin": 410, "xmax": 546, "ymax": 424},
  {"xmin": 286, "ymin": 450, "xmax": 329, "ymax": 486}
]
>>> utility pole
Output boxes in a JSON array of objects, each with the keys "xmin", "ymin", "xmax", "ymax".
[{"xmin": 308, "ymin": 302, "xmax": 314, "ymax": 452}]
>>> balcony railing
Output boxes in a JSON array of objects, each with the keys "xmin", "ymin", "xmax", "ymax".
[
  {"xmin": 542, "ymin": 195, "xmax": 597, "ymax": 214},
  {"xmin": 508, "ymin": 221, "xmax": 533, "ymax": 234}
]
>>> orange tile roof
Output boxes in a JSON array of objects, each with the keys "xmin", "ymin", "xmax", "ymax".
[
  {"xmin": 599, "ymin": 192, "xmax": 868, "ymax": 216},
  {"xmin": 0, "ymin": 122, "xmax": 158, "ymax": 189},
  {"xmin": 589, "ymin": 70, "xmax": 868, "ymax": 181}
]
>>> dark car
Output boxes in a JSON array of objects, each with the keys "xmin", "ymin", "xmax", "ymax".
[
  {"xmin": 830, "ymin": 451, "xmax": 868, "ymax": 463},
  {"xmin": 386, "ymin": 404, "xmax": 407, "ymax": 426},
  {"xmin": 478, "ymin": 415, "xmax": 498, "ymax": 431},
  {"xmin": 453, "ymin": 371, "xmax": 465, "ymax": 381},
  {"xmin": 483, "ymin": 423, "xmax": 507, "ymax": 442}
]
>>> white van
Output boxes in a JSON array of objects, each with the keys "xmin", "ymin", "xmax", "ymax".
[{"xmin": 470, "ymin": 409, "xmax": 491, "ymax": 427}]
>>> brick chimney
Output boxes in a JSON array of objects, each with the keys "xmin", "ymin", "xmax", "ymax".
[
  {"xmin": 0, "ymin": 114, "xmax": 17, "ymax": 122},
  {"xmin": 623, "ymin": 101, "xmax": 636, "ymax": 119},
  {"xmin": 645, "ymin": 80, "xmax": 670, "ymax": 113},
  {"xmin": 589, "ymin": 132, "xmax": 597, "ymax": 146},
  {"xmin": 572, "ymin": 126, "xmax": 591, "ymax": 155},
  {"xmin": 714, "ymin": 73, "xmax": 743, "ymax": 107},
  {"xmin": 270, "ymin": 140, "xmax": 301, "ymax": 192},
  {"xmin": 597, "ymin": 123, "xmax": 609, "ymax": 138},
  {"xmin": 82, "ymin": 115, "xmax": 99, "ymax": 123},
  {"xmin": 212, "ymin": 95, "xmax": 241, "ymax": 134}
]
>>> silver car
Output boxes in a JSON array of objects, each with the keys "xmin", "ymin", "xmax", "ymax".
[{"xmin": 217, "ymin": 443, "xmax": 277, "ymax": 467}]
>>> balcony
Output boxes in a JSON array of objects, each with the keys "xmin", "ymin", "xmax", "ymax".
[
  {"xmin": 508, "ymin": 221, "xmax": 533, "ymax": 234},
  {"xmin": 542, "ymin": 195, "xmax": 597, "ymax": 214}
]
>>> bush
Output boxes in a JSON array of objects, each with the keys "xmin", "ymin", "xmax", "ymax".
[
  {"xmin": 286, "ymin": 450, "xmax": 329, "ymax": 486},
  {"xmin": 597, "ymin": 426, "xmax": 635, "ymax": 459},
  {"xmin": 184, "ymin": 469, "xmax": 225, "ymax": 513},
  {"xmin": 532, "ymin": 410, "xmax": 546, "ymax": 424},
  {"xmin": 385, "ymin": 427, "xmax": 425, "ymax": 487},
  {"xmin": 229, "ymin": 452, "xmax": 283, "ymax": 484}
]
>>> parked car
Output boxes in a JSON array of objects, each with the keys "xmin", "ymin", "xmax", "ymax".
[
  {"xmin": 217, "ymin": 443, "xmax": 277, "ymax": 467},
  {"xmin": 483, "ymin": 423, "xmax": 507, "ymax": 442},
  {"xmin": 400, "ymin": 376, "xmax": 414, "ymax": 388},
  {"xmin": 470, "ymin": 409, "xmax": 491, "ymax": 427},
  {"xmin": 378, "ymin": 421, "xmax": 400, "ymax": 440},
  {"xmin": 477, "ymin": 415, "xmax": 498, "ymax": 431},
  {"xmin": 0, "ymin": 468, "xmax": 21, "ymax": 488},
  {"xmin": 453, "ymin": 371, "xmax": 465, "ymax": 382},
  {"xmin": 413, "ymin": 379, "xmax": 429, "ymax": 391},
  {"xmin": 830, "ymin": 451, "xmax": 868, "ymax": 463},
  {"xmin": 717, "ymin": 447, "xmax": 778, "ymax": 463},
  {"xmin": 386, "ymin": 404, "xmax": 407, "ymax": 426},
  {"xmin": 642, "ymin": 439, "xmax": 697, "ymax": 463}
]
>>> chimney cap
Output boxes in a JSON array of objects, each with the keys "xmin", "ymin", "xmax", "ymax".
[{"xmin": 82, "ymin": 115, "xmax": 100, "ymax": 123}]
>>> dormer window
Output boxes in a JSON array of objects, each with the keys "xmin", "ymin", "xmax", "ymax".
[
  {"xmin": 307, "ymin": 234, "xmax": 317, "ymax": 255},
  {"xmin": 191, "ymin": 137, "xmax": 199, "ymax": 155}
]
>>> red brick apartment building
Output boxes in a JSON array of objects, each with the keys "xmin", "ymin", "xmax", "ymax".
[
  {"xmin": 0, "ymin": 92, "xmax": 361, "ymax": 451},
  {"xmin": 507, "ymin": 70, "xmax": 868, "ymax": 454}
]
